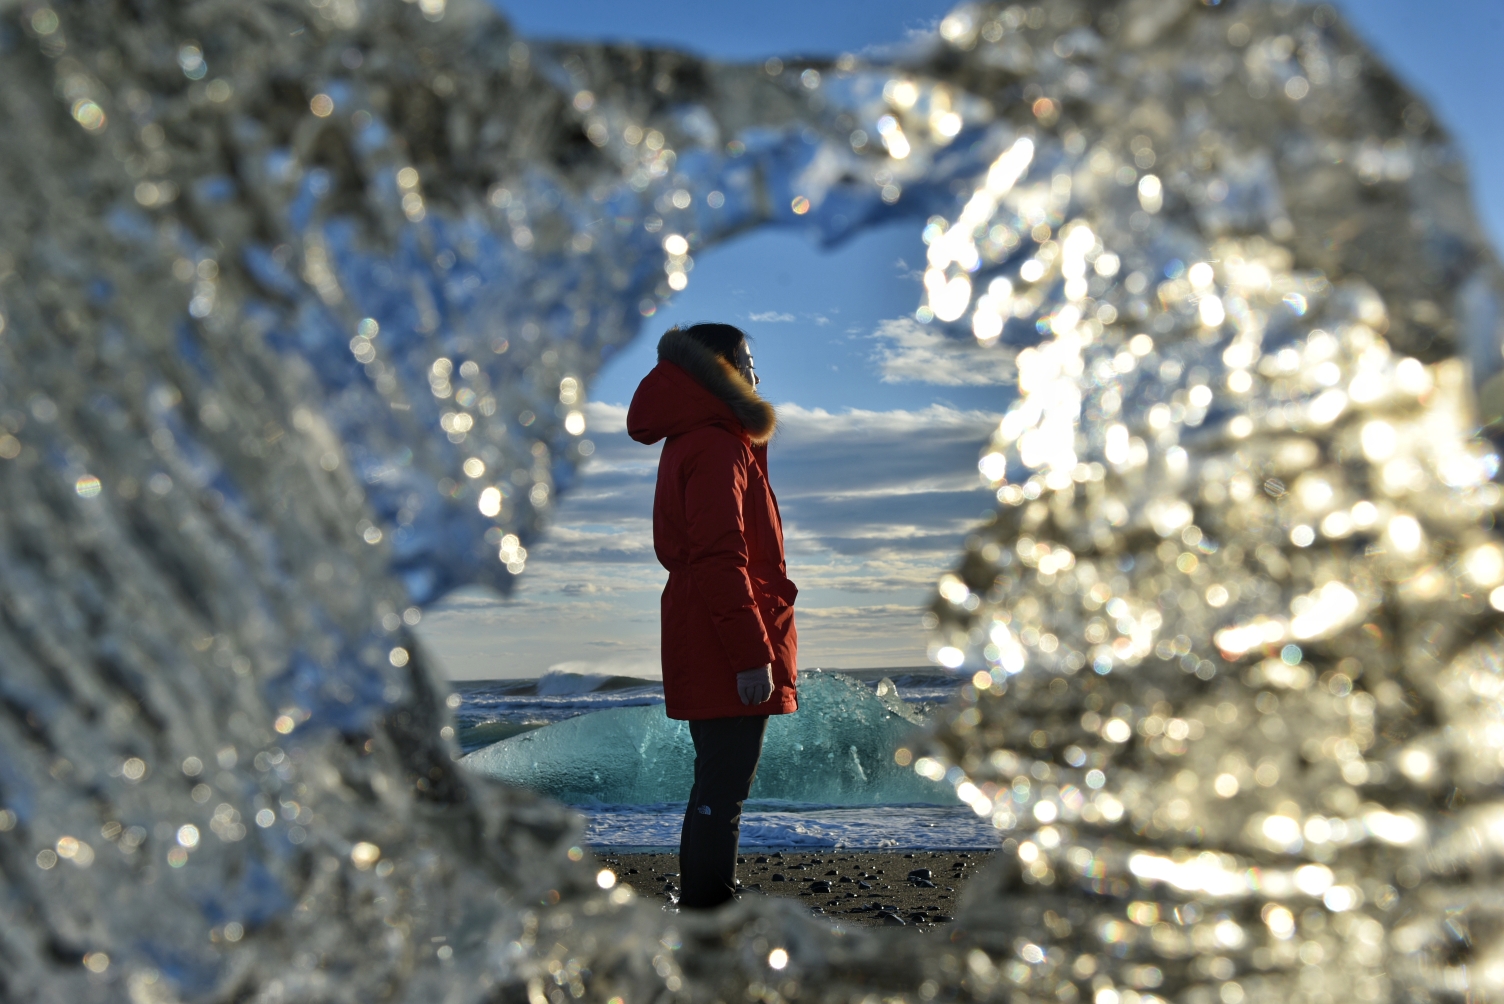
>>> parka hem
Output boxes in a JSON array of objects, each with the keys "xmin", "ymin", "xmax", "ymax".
[{"xmin": 664, "ymin": 696, "xmax": 799, "ymax": 722}]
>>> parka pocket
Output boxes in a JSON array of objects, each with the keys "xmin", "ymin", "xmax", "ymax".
[{"xmin": 752, "ymin": 574, "xmax": 798, "ymax": 610}]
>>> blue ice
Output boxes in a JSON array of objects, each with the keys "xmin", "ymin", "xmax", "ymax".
[{"xmin": 462, "ymin": 671, "xmax": 957, "ymax": 806}]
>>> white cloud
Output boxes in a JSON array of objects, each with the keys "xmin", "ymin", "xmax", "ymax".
[
  {"xmin": 748, "ymin": 311, "xmax": 797, "ymax": 322},
  {"xmin": 421, "ymin": 586, "xmax": 509, "ymax": 613},
  {"xmin": 529, "ymin": 521, "xmax": 656, "ymax": 565},
  {"xmin": 541, "ymin": 403, "xmax": 1003, "ymax": 596},
  {"xmin": 428, "ymin": 400, "xmax": 1006, "ymax": 678},
  {"xmin": 794, "ymin": 603, "xmax": 922, "ymax": 620},
  {"xmin": 774, "ymin": 401, "xmax": 998, "ymax": 443},
  {"xmin": 894, "ymin": 257, "xmax": 923, "ymax": 281},
  {"xmin": 871, "ymin": 316, "xmax": 1018, "ymax": 386},
  {"xmin": 791, "ymin": 602, "xmax": 933, "ymax": 669},
  {"xmin": 771, "ymin": 403, "xmax": 1001, "ymax": 500},
  {"xmin": 582, "ymin": 400, "xmax": 628, "ymax": 433}
]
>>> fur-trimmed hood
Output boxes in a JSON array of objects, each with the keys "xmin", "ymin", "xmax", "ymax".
[{"xmin": 626, "ymin": 329, "xmax": 777, "ymax": 446}]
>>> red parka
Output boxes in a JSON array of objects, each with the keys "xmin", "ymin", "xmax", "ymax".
[{"xmin": 627, "ymin": 330, "xmax": 799, "ymax": 720}]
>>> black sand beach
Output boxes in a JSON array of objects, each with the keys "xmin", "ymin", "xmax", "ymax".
[{"xmin": 599, "ymin": 850, "xmax": 993, "ymax": 929}]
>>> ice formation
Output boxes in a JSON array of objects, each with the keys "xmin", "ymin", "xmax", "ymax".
[
  {"xmin": 464, "ymin": 671, "xmax": 954, "ymax": 806},
  {"xmin": 910, "ymin": 4, "xmax": 1504, "ymax": 1003},
  {"xmin": 2, "ymin": 0, "xmax": 1502, "ymax": 1001}
]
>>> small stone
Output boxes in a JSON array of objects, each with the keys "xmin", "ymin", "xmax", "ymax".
[
  {"xmin": 772, "ymin": 873, "xmax": 785, "ymax": 882},
  {"xmin": 810, "ymin": 880, "xmax": 832, "ymax": 893}
]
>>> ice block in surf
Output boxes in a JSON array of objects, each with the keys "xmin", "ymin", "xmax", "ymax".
[{"xmin": 462, "ymin": 672, "xmax": 957, "ymax": 806}]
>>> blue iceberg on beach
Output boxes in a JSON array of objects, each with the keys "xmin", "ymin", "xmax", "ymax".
[{"xmin": 462, "ymin": 671, "xmax": 957, "ymax": 806}]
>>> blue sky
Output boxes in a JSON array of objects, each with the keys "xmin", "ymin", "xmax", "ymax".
[{"xmin": 419, "ymin": 1, "xmax": 1504, "ymax": 679}]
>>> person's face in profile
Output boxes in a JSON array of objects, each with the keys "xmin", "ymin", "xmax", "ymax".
[{"xmin": 734, "ymin": 341, "xmax": 758, "ymax": 387}]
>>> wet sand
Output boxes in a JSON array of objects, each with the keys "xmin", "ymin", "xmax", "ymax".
[{"xmin": 598, "ymin": 850, "xmax": 992, "ymax": 930}]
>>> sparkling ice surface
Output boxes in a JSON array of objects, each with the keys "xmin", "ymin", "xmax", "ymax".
[{"xmin": 2, "ymin": 0, "xmax": 1503, "ymax": 1002}]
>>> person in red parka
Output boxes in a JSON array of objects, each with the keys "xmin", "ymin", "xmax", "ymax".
[{"xmin": 627, "ymin": 323, "xmax": 799, "ymax": 909}]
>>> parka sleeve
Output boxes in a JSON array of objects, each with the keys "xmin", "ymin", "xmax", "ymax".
[{"xmin": 680, "ymin": 432, "xmax": 775, "ymax": 673}]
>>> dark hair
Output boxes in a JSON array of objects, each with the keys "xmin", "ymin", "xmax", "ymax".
[{"xmin": 674, "ymin": 323, "xmax": 747, "ymax": 366}]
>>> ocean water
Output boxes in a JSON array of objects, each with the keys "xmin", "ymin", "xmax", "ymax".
[{"xmin": 454, "ymin": 669, "xmax": 999, "ymax": 850}]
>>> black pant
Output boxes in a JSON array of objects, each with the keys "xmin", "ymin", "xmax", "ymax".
[{"xmin": 678, "ymin": 715, "xmax": 768, "ymax": 909}]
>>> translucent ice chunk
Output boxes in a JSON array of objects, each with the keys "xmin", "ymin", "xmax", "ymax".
[{"xmin": 463, "ymin": 672, "xmax": 955, "ymax": 805}]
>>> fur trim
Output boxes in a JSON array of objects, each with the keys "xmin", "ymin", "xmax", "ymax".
[{"xmin": 657, "ymin": 329, "xmax": 777, "ymax": 444}]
